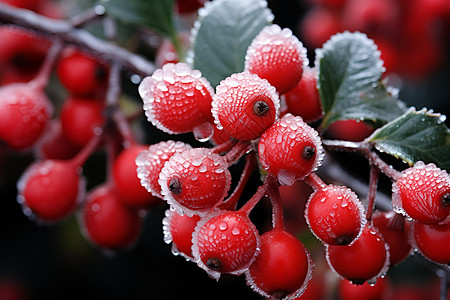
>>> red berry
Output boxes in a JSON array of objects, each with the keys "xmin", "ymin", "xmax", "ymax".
[
  {"xmin": 326, "ymin": 224, "xmax": 390, "ymax": 285},
  {"xmin": 162, "ymin": 209, "xmax": 201, "ymax": 260},
  {"xmin": 56, "ymin": 48, "xmax": 108, "ymax": 96},
  {"xmin": 17, "ymin": 159, "xmax": 84, "ymax": 222},
  {"xmin": 60, "ymin": 96, "xmax": 105, "ymax": 147},
  {"xmin": 284, "ymin": 67, "xmax": 323, "ymax": 123},
  {"xmin": 305, "ymin": 185, "xmax": 366, "ymax": 246},
  {"xmin": 211, "ymin": 72, "xmax": 280, "ymax": 141},
  {"xmin": 338, "ymin": 277, "xmax": 389, "ymax": 300},
  {"xmin": 245, "ymin": 24, "xmax": 308, "ymax": 95},
  {"xmin": 80, "ymin": 184, "xmax": 143, "ymax": 250},
  {"xmin": 135, "ymin": 140, "xmax": 192, "ymax": 198},
  {"xmin": 299, "ymin": 7, "xmax": 343, "ymax": 49},
  {"xmin": 192, "ymin": 210, "xmax": 261, "ymax": 280},
  {"xmin": 113, "ymin": 144, "xmax": 160, "ymax": 209},
  {"xmin": 246, "ymin": 229, "xmax": 313, "ymax": 299},
  {"xmin": 138, "ymin": 63, "xmax": 215, "ymax": 141},
  {"xmin": 159, "ymin": 148, "xmax": 231, "ymax": 216},
  {"xmin": 175, "ymin": 0, "xmax": 205, "ymax": 14},
  {"xmin": 326, "ymin": 119, "xmax": 374, "ymax": 142},
  {"xmin": 0, "ymin": 82, "xmax": 53, "ymax": 150},
  {"xmin": 0, "ymin": 0, "xmax": 43, "ymax": 10},
  {"xmin": 372, "ymin": 211, "xmax": 412, "ymax": 266},
  {"xmin": 411, "ymin": 218, "xmax": 450, "ymax": 265},
  {"xmin": 258, "ymin": 113, "xmax": 324, "ymax": 185},
  {"xmin": 392, "ymin": 161, "xmax": 450, "ymax": 224}
]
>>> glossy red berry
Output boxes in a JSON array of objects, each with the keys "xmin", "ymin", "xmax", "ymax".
[
  {"xmin": 338, "ymin": 277, "xmax": 390, "ymax": 300},
  {"xmin": 305, "ymin": 185, "xmax": 366, "ymax": 246},
  {"xmin": 192, "ymin": 210, "xmax": 261, "ymax": 280},
  {"xmin": 80, "ymin": 184, "xmax": 143, "ymax": 250},
  {"xmin": 372, "ymin": 211, "xmax": 412, "ymax": 266},
  {"xmin": 246, "ymin": 229, "xmax": 313, "ymax": 299},
  {"xmin": 211, "ymin": 72, "xmax": 280, "ymax": 141},
  {"xmin": 392, "ymin": 161, "xmax": 450, "ymax": 224},
  {"xmin": 159, "ymin": 148, "xmax": 231, "ymax": 216},
  {"xmin": 17, "ymin": 159, "xmax": 84, "ymax": 222},
  {"xmin": 258, "ymin": 113, "xmax": 324, "ymax": 185},
  {"xmin": 138, "ymin": 62, "xmax": 215, "ymax": 141},
  {"xmin": 60, "ymin": 96, "xmax": 105, "ymax": 147},
  {"xmin": 411, "ymin": 218, "xmax": 450, "ymax": 265},
  {"xmin": 56, "ymin": 48, "xmax": 108, "ymax": 96},
  {"xmin": 113, "ymin": 144, "xmax": 160, "ymax": 209},
  {"xmin": 300, "ymin": 7, "xmax": 343, "ymax": 49},
  {"xmin": 326, "ymin": 119, "xmax": 374, "ymax": 142},
  {"xmin": 326, "ymin": 224, "xmax": 390, "ymax": 285},
  {"xmin": 162, "ymin": 209, "xmax": 201, "ymax": 260},
  {"xmin": 0, "ymin": 82, "xmax": 53, "ymax": 150},
  {"xmin": 135, "ymin": 140, "xmax": 192, "ymax": 198},
  {"xmin": 245, "ymin": 24, "xmax": 308, "ymax": 95},
  {"xmin": 284, "ymin": 67, "xmax": 323, "ymax": 123}
]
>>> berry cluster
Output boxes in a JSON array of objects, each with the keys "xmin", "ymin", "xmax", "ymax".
[{"xmin": 0, "ymin": 0, "xmax": 449, "ymax": 299}]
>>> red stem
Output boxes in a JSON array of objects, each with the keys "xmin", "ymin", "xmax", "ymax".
[
  {"xmin": 69, "ymin": 131, "xmax": 103, "ymax": 168},
  {"xmin": 224, "ymin": 141, "xmax": 252, "ymax": 166},
  {"xmin": 365, "ymin": 165, "xmax": 380, "ymax": 221},
  {"xmin": 239, "ymin": 178, "xmax": 270, "ymax": 216},
  {"xmin": 211, "ymin": 138, "xmax": 238, "ymax": 155},
  {"xmin": 220, "ymin": 154, "xmax": 257, "ymax": 211},
  {"xmin": 304, "ymin": 172, "xmax": 326, "ymax": 191},
  {"xmin": 29, "ymin": 39, "xmax": 63, "ymax": 89},
  {"xmin": 267, "ymin": 176, "xmax": 284, "ymax": 230}
]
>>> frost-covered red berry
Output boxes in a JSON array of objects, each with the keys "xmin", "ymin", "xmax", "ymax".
[
  {"xmin": 17, "ymin": 159, "xmax": 84, "ymax": 222},
  {"xmin": 159, "ymin": 148, "xmax": 231, "ymax": 216},
  {"xmin": 113, "ymin": 144, "xmax": 159, "ymax": 209},
  {"xmin": 245, "ymin": 24, "xmax": 308, "ymax": 95},
  {"xmin": 284, "ymin": 66, "xmax": 323, "ymax": 123},
  {"xmin": 372, "ymin": 211, "xmax": 412, "ymax": 266},
  {"xmin": 411, "ymin": 218, "xmax": 450, "ymax": 265},
  {"xmin": 246, "ymin": 229, "xmax": 313, "ymax": 299},
  {"xmin": 258, "ymin": 113, "xmax": 324, "ymax": 185},
  {"xmin": 392, "ymin": 161, "xmax": 450, "ymax": 224},
  {"xmin": 305, "ymin": 185, "xmax": 366, "ymax": 245},
  {"xmin": 138, "ymin": 62, "xmax": 215, "ymax": 141},
  {"xmin": 192, "ymin": 210, "xmax": 261, "ymax": 280},
  {"xmin": 162, "ymin": 209, "xmax": 201, "ymax": 260},
  {"xmin": 0, "ymin": 82, "xmax": 53, "ymax": 150},
  {"xmin": 136, "ymin": 140, "xmax": 191, "ymax": 198},
  {"xmin": 326, "ymin": 224, "xmax": 390, "ymax": 285},
  {"xmin": 80, "ymin": 184, "xmax": 143, "ymax": 250},
  {"xmin": 211, "ymin": 72, "xmax": 280, "ymax": 141}
]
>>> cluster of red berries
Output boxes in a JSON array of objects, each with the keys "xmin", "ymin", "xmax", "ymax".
[{"xmin": 300, "ymin": 0, "xmax": 450, "ymax": 79}]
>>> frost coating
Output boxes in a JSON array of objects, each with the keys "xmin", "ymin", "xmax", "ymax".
[
  {"xmin": 304, "ymin": 185, "xmax": 367, "ymax": 246},
  {"xmin": 392, "ymin": 161, "xmax": 450, "ymax": 223},
  {"xmin": 138, "ymin": 63, "xmax": 214, "ymax": 135},
  {"xmin": 135, "ymin": 140, "xmax": 191, "ymax": 198},
  {"xmin": 211, "ymin": 72, "xmax": 280, "ymax": 141},
  {"xmin": 245, "ymin": 24, "xmax": 309, "ymax": 94},
  {"xmin": 191, "ymin": 210, "xmax": 261, "ymax": 281},
  {"xmin": 158, "ymin": 148, "xmax": 232, "ymax": 216},
  {"xmin": 258, "ymin": 113, "xmax": 324, "ymax": 185}
]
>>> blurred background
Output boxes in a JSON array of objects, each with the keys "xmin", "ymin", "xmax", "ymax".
[{"xmin": 0, "ymin": 0, "xmax": 449, "ymax": 299}]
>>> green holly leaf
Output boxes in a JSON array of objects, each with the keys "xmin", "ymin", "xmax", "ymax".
[
  {"xmin": 369, "ymin": 108, "xmax": 450, "ymax": 171},
  {"xmin": 187, "ymin": 0, "xmax": 273, "ymax": 87},
  {"xmin": 316, "ymin": 31, "xmax": 406, "ymax": 129},
  {"xmin": 99, "ymin": 0, "xmax": 175, "ymax": 37}
]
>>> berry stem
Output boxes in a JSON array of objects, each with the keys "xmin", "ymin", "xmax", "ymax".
[
  {"xmin": 220, "ymin": 154, "xmax": 257, "ymax": 211},
  {"xmin": 69, "ymin": 5, "xmax": 105, "ymax": 28},
  {"xmin": 211, "ymin": 138, "xmax": 238, "ymax": 155},
  {"xmin": 69, "ymin": 130, "xmax": 103, "ymax": 168},
  {"xmin": 30, "ymin": 39, "xmax": 63, "ymax": 89},
  {"xmin": 267, "ymin": 176, "xmax": 284, "ymax": 230},
  {"xmin": 365, "ymin": 165, "xmax": 380, "ymax": 221},
  {"xmin": 0, "ymin": 3, "xmax": 155, "ymax": 76},
  {"xmin": 304, "ymin": 172, "xmax": 327, "ymax": 190},
  {"xmin": 322, "ymin": 140, "xmax": 402, "ymax": 180},
  {"xmin": 224, "ymin": 141, "xmax": 252, "ymax": 166},
  {"xmin": 239, "ymin": 178, "xmax": 270, "ymax": 216}
]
